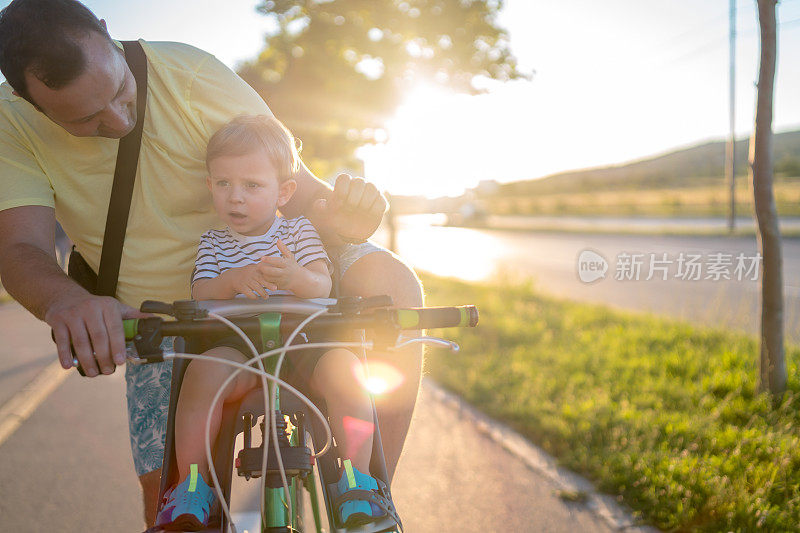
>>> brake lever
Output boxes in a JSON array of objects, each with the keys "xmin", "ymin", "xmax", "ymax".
[
  {"xmin": 391, "ymin": 336, "xmax": 460, "ymax": 353},
  {"xmin": 333, "ymin": 295, "xmax": 394, "ymax": 315}
]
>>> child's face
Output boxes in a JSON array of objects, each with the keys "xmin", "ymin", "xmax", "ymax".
[{"xmin": 207, "ymin": 149, "xmax": 296, "ymax": 236}]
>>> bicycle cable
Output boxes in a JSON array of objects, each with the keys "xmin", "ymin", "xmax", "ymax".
[{"xmin": 208, "ymin": 311, "xmax": 274, "ymax": 528}]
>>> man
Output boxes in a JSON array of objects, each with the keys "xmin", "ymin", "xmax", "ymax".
[{"xmin": 0, "ymin": 0, "xmax": 423, "ymax": 527}]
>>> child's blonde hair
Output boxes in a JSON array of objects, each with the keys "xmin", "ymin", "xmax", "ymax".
[{"xmin": 206, "ymin": 115, "xmax": 300, "ymax": 182}]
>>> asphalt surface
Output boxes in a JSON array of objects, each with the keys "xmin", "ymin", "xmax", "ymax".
[{"xmin": 0, "ymin": 303, "xmax": 57, "ymax": 407}]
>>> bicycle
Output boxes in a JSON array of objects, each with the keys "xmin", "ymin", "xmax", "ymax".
[{"xmin": 82, "ymin": 294, "xmax": 478, "ymax": 533}]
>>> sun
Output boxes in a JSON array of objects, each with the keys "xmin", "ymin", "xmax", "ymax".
[{"xmin": 357, "ymin": 83, "xmax": 477, "ymax": 199}]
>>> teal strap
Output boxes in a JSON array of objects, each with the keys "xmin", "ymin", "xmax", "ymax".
[
  {"xmin": 343, "ymin": 459, "xmax": 357, "ymax": 489},
  {"xmin": 188, "ymin": 463, "xmax": 198, "ymax": 492}
]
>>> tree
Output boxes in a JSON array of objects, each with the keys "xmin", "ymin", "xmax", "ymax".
[
  {"xmin": 751, "ymin": 0, "xmax": 786, "ymax": 397},
  {"xmin": 239, "ymin": 0, "xmax": 528, "ymax": 178}
]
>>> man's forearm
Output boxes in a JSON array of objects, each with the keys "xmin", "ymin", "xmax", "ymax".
[
  {"xmin": 280, "ymin": 161, "xmax": 331, "ymax": 220},
  {"xmin": 281, "ymin": 160, "xmax": 386, "ymax": 247},
  {"xmin": 280, "ymin": 163, "xmax": 346, "ymax": 247},
  {"xmin": 0, "ymin": 242, "xmax": 87, "ymax": 320}
]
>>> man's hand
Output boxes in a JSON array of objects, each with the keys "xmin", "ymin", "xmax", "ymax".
[
  {"xmin": 219, "ymin": 264, "xmax": 279, "ymax": 299},
  {"xmin": 46, "ymin": 293, "xmax": 148, "ymax": 377},
  {"xmin": 311, "ymin": 174, "xmax": 387, "ymax": 244},
  {"xmin": 259, "ymin": 239, "xmax": 303, "ymax": 290}
]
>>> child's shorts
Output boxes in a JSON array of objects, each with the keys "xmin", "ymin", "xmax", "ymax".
[
  {"xmin": 187, "ymin": 332, "xmax": 326, "ymax": 398},
  {"xmin": 124, "ymin": 240, "xmax": 383, "ymax": 476}
]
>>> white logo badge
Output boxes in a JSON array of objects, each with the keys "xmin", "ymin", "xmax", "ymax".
[{"xmin": 577, "ymin": 249, "xmax": 608, "ymax": 283}]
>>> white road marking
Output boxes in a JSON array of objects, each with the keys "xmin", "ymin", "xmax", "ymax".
[{"xmin": 0, "ymin": 360, "xmax": 71, "ymax": 446}]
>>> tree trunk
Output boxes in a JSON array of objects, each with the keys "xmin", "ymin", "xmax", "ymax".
[{"xmin": 751, "ymin": 0, "xmax": 786, "ymax": 397}]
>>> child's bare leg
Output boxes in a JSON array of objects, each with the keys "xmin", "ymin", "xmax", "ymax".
[
  {"xmin": 310, "ymin": 349, "xmax": 374, "ymax": 472},
  {"xmin": 175, "ymin": 346, "xmax": 257, "ymax": 482}
]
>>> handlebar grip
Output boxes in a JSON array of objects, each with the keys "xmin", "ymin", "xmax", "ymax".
[
  {"xmin": 50, "ymin": 320, "xmax": 140, "ymax": 377},
  {"xmin": 50, "ymin": 328, "xmax": 87, "ymax": 376},
  {"xmin": 395, "ymin": 306, "xmax": 479, "ymax": 329},
  {"xmin": 123, "ymin": 319, "xmax": 139, "ymax": 341}
]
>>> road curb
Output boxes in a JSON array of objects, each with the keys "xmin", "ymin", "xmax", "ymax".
[{"xmin": 423, "ymin": 378, "xmax": 658, "ymax": 532}]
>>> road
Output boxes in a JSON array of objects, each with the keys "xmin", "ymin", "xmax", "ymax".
[{"xmin": 374, "ymin": 215, "xmax": 800, "ymax": 344}]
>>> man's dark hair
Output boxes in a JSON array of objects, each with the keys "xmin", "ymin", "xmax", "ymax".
[{"xmin": 0, "ymin": 0, "xmax": 111, "ymax": 105}]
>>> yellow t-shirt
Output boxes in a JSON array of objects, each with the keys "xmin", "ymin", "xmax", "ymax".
[{"xmin": 0, "ymin": 40, "xmax": 272, "ymax": 307}]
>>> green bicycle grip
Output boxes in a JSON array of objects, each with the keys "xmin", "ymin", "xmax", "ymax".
[
  {"xmin": 395, "ymin": 306, "xmax": 479, "ymax": 329},
  {"xmin": 123, "ymin": 318, "xmax": 139, "ymax": 340},
  {"xmin": 52, "ymin": 319, "xmax": 140, "ymax": 377}
]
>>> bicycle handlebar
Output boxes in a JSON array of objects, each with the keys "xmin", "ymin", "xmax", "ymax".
[
  {"xmin": 70, "ymin": 297, "xmax": 478, "ymax": 374},
  {"xmin": 121, "ymin": 304, "xmax": 478, "ymax": 341},
  {"xmin": 395, "ymin": 306, "xmax": 479, "ymax": 329},
  {"xmin": 73, "ymin": 297, "xmax": 478, "ymax": 375}
]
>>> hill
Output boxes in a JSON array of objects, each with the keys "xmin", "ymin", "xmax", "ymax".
[
  {"xmin": 392, "ymin": 130, "xmax": 800, "ymax": 217},
  {"xmin": 495, "ymin": 129, "xmax": 800, "ymax": 197}
]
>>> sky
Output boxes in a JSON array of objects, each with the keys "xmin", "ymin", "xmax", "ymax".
[{"xmin": 2, "ymin": 0, "xmax": 800, "ymax": 198}]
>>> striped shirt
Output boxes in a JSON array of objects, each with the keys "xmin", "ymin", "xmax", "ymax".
[{"xmin": 192, "ymin": 216, "xmax": 331, "ymax": 296}]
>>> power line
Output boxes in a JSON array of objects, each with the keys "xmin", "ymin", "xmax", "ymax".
[
  {"xmin": 655, "ymin": 12, "xmax": 800, "ymax": 68},
  {"xmin": 642, "ymin": 0, "xmax": 762, "ymax": 58},
  {"xmin": 726, "ymin": 0, "xmax": 736, "ymax": 232},
  {"xmin": 779, "ymin": 16, "xmax": 800, "ymax": 27},
  {"xmin": 620, "ymin": 1, "xmax": 800, "ymax": 69}
]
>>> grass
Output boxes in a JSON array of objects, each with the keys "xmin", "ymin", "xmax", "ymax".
[
  {"xmin": 458, "ymin": 220, "xmax": 800, "ymax": 239},
  {"xmin": 420, "ymin": 273, "xmax": 800, "ymax": 531},
  {"xmin": 0, "ymin": 286, "xmax": 12, "ymax": 304}
]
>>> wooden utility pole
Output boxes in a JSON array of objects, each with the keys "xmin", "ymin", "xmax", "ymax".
[
  {"xmin": 385, "ymin": 193, "xmax": 398, "ymax": 253},
  {"xmin": 751, "ymin": 0, "xmax": 786, "ymax": 397},
  {"xmin": 726, "ymin": 0, "xmax": 737, "ymax": 232}
]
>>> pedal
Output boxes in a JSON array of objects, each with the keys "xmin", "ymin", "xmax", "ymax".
[{"xmin": 236, "ymin": 444, "xmax": 313, "ymax": 482}]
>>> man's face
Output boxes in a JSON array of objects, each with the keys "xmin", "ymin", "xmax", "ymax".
[{"xmin": 24, "ymin": 31, "xmax": 137, "ymax": 139}]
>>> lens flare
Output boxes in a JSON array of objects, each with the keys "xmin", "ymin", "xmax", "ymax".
[
  {"xmin": 365, "ymin": 376, "xmax": 389, "ymax": 394},
  {"xmin": 342, "ymin": 415, "xmax": 375, "ymax": 460},
  {"xmin": 352, "ymin": 360, "xmax": 406, "ymax": 396}
]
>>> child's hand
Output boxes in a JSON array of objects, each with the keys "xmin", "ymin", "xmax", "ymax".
[
  {"xmin": 259, "ymin": 239, "xmax": 303, "ymax": 290},
  {"xmin": 221, "ymin": 263, "xmax": 278, "ymax": 299}
]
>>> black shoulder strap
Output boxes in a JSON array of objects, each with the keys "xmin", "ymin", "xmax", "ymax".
[{"xmin": 95, "ymin": 40, "xmax": 148, "ymax": 297}]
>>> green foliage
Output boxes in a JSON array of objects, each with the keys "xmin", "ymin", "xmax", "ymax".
[
  {"xmin": 239, "ymin": 0, "xmax": 526, "ymax": 178},
  {"xmin": 421, "ymin": 273, "xmax": 800, "ymax": 531},
  {"xmin": 776, "ymin": 154, "xmax": 800, "ymax": 177}
]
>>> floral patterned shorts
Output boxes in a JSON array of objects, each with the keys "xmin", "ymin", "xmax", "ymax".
[
  {"xmin": 125, "ymin": 337, "xmax": 174, "ymax": 476},
  {"xmin": 124, "ymin": 241, "xmax": 384, "ymax": 476}
]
